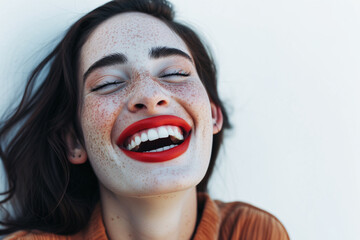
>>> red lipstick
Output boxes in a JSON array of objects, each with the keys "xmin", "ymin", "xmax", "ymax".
[{"xmin": 117, "ymin": 115, "xmax": 191, "ymax": 163}]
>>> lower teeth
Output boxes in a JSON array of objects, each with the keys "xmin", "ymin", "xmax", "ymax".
[{"xmin": 144, "ymin": 144, "xmax": 178, "ymax": 153}]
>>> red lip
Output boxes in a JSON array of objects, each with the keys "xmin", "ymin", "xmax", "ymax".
[{"xmin": 117, "ymin": 115, "xmax": 192, "ymax": 163}]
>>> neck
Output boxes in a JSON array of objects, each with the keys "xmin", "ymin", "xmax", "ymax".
[{"xmin": 100, "ymin": 186, "xmax": 197, "ymax": 240}]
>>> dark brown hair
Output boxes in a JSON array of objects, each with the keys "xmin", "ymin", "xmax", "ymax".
[{"xmin": 0, "ymin": 0, "xmax": 231, "ymax": 235}]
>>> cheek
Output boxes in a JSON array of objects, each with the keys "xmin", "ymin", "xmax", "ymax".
[
  {"xmin": 80, "ymin": 94, "xmax": 124, "ymax": 146},
  {"xmin": 169, "ymin": 79, "xmax": 213, "ymax": 162},
  {"xmin": 171, "ymin": 80, "xmax": 210, "ymax": 108},
  {"xmin": 169, "ymin": 79, "xmax": 213, "ymax": 128}
]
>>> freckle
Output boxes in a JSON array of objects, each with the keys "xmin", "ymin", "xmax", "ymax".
[
  {"xmin": 117, "ymin": 216, "xmax": 120, "ymax": 219},
  {"xmin": 111, "ymin": 217, "xmax": 114, "ymax": 221}
]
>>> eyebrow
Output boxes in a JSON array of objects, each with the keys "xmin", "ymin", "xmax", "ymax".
[
  {"xmin": 83, "ymin": 46, "xmax": 192, "ymax": 82},
  {"xmin": 149, "ymin": 46, "xmax": 193, "ymax": 63},
  {"xmin": 83, "ymin": 53, "xmax": 127, "ymax": 82}
]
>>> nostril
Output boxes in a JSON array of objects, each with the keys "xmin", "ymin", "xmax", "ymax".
[
  {"xmin": 130, "ymin": 99, "xmax": 168, "ymax": 112},
  {"xmin": 135, "ymin": 103, "xmax": 145, "ymax": 109},
  {"xmin": 157, "ymin": 100, "xmax": 166, "ymax": 106}
]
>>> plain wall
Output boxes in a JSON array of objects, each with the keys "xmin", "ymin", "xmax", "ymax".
[{"xmin": 1, "ymin": 0, "xmax": 360, "ymax": 239}]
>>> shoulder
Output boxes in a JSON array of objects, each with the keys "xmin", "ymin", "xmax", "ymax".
[
  {"xmin": 215, "ymin": 199, "xmax": 290, "ymax": 240},
  {"xmin": 4, "ymin": 230, "xmax": 87, "ymax": 240},
  {"xmin": 3, "ymin": 230, "xmax": 75, "ymax": 240},
  {"xmin": 196, "ymin": 193, "xmax": 289, "ymax": 240},
  {"xmin": 3, "ymin": 204, "xmax": 105, "ymax": 240}
]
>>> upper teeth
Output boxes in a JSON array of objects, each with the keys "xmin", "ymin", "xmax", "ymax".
[{"xmin": 126, "ymin": 125, "xmax": 184, "ymax": 151}]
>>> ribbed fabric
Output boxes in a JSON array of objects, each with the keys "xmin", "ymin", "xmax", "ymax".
[
  {"xmin": 4, "ymin": 193, "xmax": 289, "ymax": 240},
  {"xmin": 192, "ymin": 194, "xmax": 289, "ymax": 240}
]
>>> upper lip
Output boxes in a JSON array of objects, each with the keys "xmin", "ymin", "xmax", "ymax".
[{"xmin": 116, "ymin": 115, "xmax": 192, "ymax": 148}]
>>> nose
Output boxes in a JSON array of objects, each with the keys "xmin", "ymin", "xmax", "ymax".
[{"xmin": 127, "ymin": 77, "xmax": 170, "ymax": 114}]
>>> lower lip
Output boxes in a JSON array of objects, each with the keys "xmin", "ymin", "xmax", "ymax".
[{"xmin": 120, "ymin": 134, "xmax": 191, "ymax": 163}]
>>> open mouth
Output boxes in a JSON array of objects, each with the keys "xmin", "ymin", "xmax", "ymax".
[
  {"xmin": 125, "ymin": 125, "xmax": 187, "ymax": 152},
  {"xmin": 117, "ymin": 115, "xmax": 192, "ymax": 163}
]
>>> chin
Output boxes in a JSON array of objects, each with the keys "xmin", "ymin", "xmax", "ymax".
[
  {"xmin": 100, "ymin": 160, "xmax": 207, "ymax": 198},
  {"xmin": 129, "ymin": 178, "xmax": 201, "ymax": 198},
  {"xmin": 131, "ymin": 149, "xmax": 209, "ymax": 196}
]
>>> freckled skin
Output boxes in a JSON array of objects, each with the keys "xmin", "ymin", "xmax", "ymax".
[{"xmin": 79, "ymin": 13, "xmax": 214, "ymax": 198}]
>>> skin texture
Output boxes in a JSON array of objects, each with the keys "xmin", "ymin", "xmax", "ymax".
[{"xmin": 68, "ymin": 12, "xmax": 223, "ymax": 240}]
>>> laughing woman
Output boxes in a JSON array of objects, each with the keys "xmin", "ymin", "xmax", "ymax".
[{"xmin": 0, "ymin": 0, "xmax": 289, "ymax": 239}]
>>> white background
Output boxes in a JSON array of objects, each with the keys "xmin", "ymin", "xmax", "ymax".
[{"xmin": 1, "ymin": 0, "xmax": 360, "ymax": 239}]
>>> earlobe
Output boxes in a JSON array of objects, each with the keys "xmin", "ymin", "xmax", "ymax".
[
  {"xmin": 65, "ymin": 131, "xmax": 87, "ymax": 164},
  {"xmin": 211, "ymin": 102, "xmax": 223, "ymax": 134}
]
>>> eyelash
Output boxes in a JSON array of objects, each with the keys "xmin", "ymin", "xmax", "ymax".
[
  {"xmin": 90, "ymin": 70, "xmax": 190, "ymax": 92},
  {"xmin": 91, "ymin": 80, "xmax": 124, "ymax": 92},
  {"xmin": 160, "ymin": 70, "xmax": 190, "ymax": 78}
]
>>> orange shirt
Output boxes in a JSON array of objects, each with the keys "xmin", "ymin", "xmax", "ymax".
[{"xmin": 5, "ymin": 193, "xmax": 289, "ymax": 240}]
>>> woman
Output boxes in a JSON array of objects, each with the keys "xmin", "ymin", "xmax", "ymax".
[{"xmin": 0, "ymin": 0, "xmax": 289, "ymax": 239}]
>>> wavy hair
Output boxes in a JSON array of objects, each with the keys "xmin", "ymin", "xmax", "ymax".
[{"xmin": 0, "ymin": 0, "xmax": 231, "ymax": 235}]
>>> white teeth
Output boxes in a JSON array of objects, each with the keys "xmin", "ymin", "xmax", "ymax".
[
  {"xmin": 174, "ymin": 128, "xmax": 184, "ymax": 140},
  {"xmin": 141, "ymin": 132, "xmax": 148, "ymax": 142},
  {"xmin": 126, "ymin": 125, "xmax": 185, "ymax": 151},
  {"xmin": 147, "ymin": 129, "xmax": 158, "ymax": 141},
  {"xmin": 166, "ymin": 144, "xmax": 177, "ymax": 150},
  {"xmin": 131, "ymin": 139, "xmax": 136, "ymax": 149},
  {"xmin": 158, "ymin": 126, "xmax": 169, "ymax": 138},
  {"xmin": 134, "ymin": 136, "xmax": 141, "ymax": 145},
  {"xmin": 167, "ymin": 126, "xmax": 175, "ymax": 136},
  {"xmin": 144, "ymin": 144, "xmax": 178, "ymax": 153},
  {"xmin": 156, "ymin": 147, "xmax": 164, "ymax": 152}
]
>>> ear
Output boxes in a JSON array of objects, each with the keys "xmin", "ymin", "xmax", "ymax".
[
  {"xmin": 211, "ymin": 102, "xmax": 223, "ymax": 135},
  {"xmin": 65, "ymin": 130, "xmax": 87, "ymax": 164}
]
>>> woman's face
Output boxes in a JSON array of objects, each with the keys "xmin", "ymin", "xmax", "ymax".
[{"xmin": 78, "ymin": 12, "xmax": 216, "ymax": 197}]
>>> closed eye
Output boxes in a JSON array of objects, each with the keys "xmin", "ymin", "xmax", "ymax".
[
  {"xmin": 160, "ymin": 70, "xmax": 190, "ymax": 78},
  {"xmin": 91, "ymin": 80, "xmax": 124, "ymax": 92}
]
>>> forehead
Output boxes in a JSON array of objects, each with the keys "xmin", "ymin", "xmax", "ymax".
[{"xmin": 79, "ymin": 12, "xmax": 190, "ymax": 74}]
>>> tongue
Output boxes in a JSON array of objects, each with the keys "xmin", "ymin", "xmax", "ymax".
[{"xmin": 170, "ymin": 135, "xmax": 181, "ymax": 143}]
